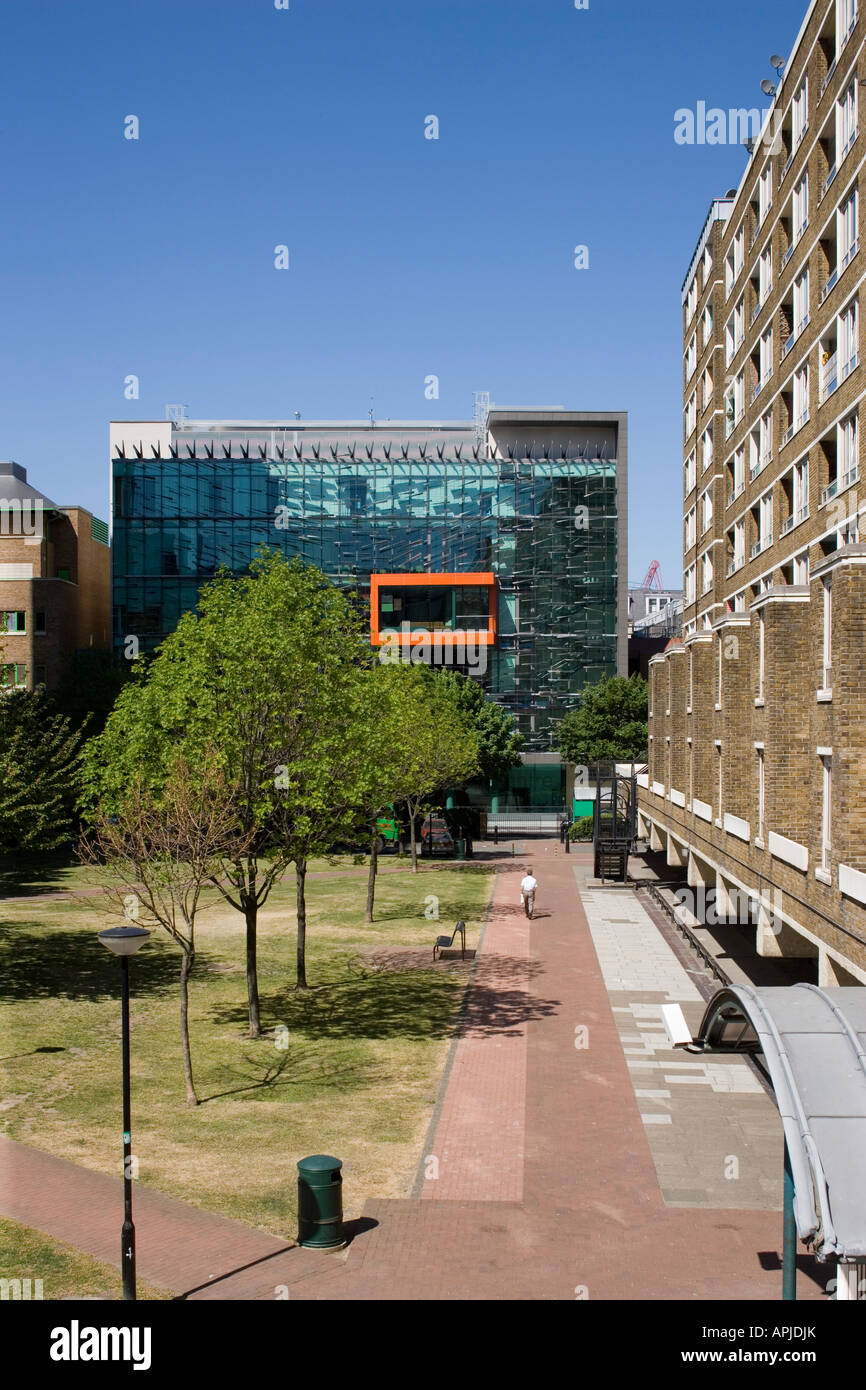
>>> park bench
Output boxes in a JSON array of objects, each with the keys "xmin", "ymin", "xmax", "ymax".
[{"xmin": 433, "ymin": 919, "xmax": 466, "ymax": 961}]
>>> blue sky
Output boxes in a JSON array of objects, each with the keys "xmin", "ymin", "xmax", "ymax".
[{"xmin": 1, "ymin": 0, "xmax": 808, "ymax": 588}]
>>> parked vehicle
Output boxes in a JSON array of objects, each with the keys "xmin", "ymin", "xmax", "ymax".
[{"xmin": 420, "ymin": 815, "xmax": 455, "ymax": 857}]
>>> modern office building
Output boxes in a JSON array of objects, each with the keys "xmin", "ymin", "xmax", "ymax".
[
  {"xmin": 0, "ymin": 461, "xmax": 111, "ymax": 691},
  {"xmin": 639, "ymin": 0, "xmax": 866, "ymax": 983},
  {"xmin": 110, "ymin": 409, "xmax": 627, "ymax": 780}
]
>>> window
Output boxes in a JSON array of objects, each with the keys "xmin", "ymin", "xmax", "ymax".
[
  {"xmin": 702, "ymin": 245, "xmax": 713, "ymax": 288},
  {"xmin": 702, "ymin": 304, "xmax": 713, "ymax": 349},
  {"xmin": 701, "ymin": 549, "xmax": 714, "ymax": 594},
  {"xmin": 685, "ymin": 391, "xmax": 697, "ymax": 439},
  {"xmin": 838, "ymin": 190, "xmax": 858, "ymax": 268},
  {"xmin": 685, "ymin": 563, "xmax": 696, "ymax": 604},
  {"xmin": 1, "ymin": 611, "xmax": 26, "ymax": 634},
  {"xmin": 733, "ymin": 518, "xmax": 746, "ymax": 569},
  {"xmin": 725, "ymin": 304, "xmax": 742, "ymax": 364},
  {"xmin": 1, "ymin": 664, "xmax": 27, "ymax": 688},
  {"xmin": 759, "ymin": 490, "xmax": 774, "ymax": 546},
  {"xmin": 687, "ymin": 278, "xmax": 698, "ymax": 322},
  {"xmin": 733, "ymin": 446, "xmax": 745, "ymax": 497},
  {"xmin": 34, "ymin": 665, "xmax": 46, "ymax": 686},
  {"xmin": 837, "ymin": 0, "xmax": 857, "ymax": 52},
  {"xmin": 822, "ymin": 576, "xmax": 832, "ymax": 687},
  {"xmin": 686, "ymin": 333, "xmax": 697, "ymax": 379},
  {"xmin": 702, "ymin": 367, "xmax": 713, "ymax": 411},
  {"xmin": 685, "ymin": 449, "xmax": 697, "ymax": 494},
  {"xmin": 701, "ymin": 485, "xmax": 714, "ymax": 534},
  {"xmin": 725, "ymin": 248, "xmax": 736, "ymax": 297},
  {"xmin": 734, "ymin": 224, "xmax": 745, "ymax": 278},
  {"xmin": 757, "ymin": 749, "xmax": 765, "ymax": 840},
  {"xmin": 839, "ymin": 299, "xmax": 859, "ymax": 377},
  {"xmin": 837, "ymin": 81, "xmax": 858, "ymax": 160},
  {"xmin": 685, "ymin": 506, "xmax": 697, "ymax": 549},
  {"xmin": 792, "ymin": 79, "xmax": 808, "ymax": 149},
  {"xmin": 56, "ymin": 567, "xmax": 70, "ymax": 582},
  {"xmin": 838, "ymin": 412, "xmax": 859, "ymax": 487},
  {"xmin": 793, "ymin": 363, "xmax": 809, "ymax": 430},
  {"xmin": 758, "ymin": 609, "xmax": 766, "ymax": 699},
  {"xmin": 793, "ymin": 173, "xmax": 809, "ymax": 243},
  {"xmin": 759, "ymin": 327, "xmax": 773, "ymax": 384},
  {"xmin": 793, "ymin": 458, "xmax": 810, "ymax": 523},
  {"xmin": 34, "ymin": 611, "xmax": 45, "ymax": 635},
  {"xmin": 759, "ymin": 166, "xmax": 773, "ymax": 223},
  {"xmin": 701, "ymin": 424, "xmax": 714, "ymax": 473},
  {"xmin": 793, "ymin": 551, "xmax": 809, "ymax": 584},
  {"xmin": 759, "ymin": 248, "xmax": 772, "ymax": 304},
  {"xmin": 793, "ymin": 267, "xmax": 810, "ymax": 336},
  {"xmin": 725, "ymin": 375, "xmax": 744, "ymax": 435},
  {"xmin": 820, "ymin": 754, "xmax": 832, "ymax": 872}
]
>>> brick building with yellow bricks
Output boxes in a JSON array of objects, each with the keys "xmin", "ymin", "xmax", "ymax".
[{"xmin": 639, "ymin": 0, "xmax": 866, "ymax": 986}]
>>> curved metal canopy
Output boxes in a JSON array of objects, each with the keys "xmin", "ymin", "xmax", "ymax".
[{"xmin": 693, "ymin": 984, "xmax": 866, "ymax": 1259}]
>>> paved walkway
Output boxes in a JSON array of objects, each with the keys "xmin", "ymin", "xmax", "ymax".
[{"xmin": 0, "ymin": 842, "xmax": 825, "ymax": 1300}]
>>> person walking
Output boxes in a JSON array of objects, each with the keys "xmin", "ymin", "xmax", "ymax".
[{"xmin": 520, "ymin": 871, "xmax": 538, "ymax": 919}]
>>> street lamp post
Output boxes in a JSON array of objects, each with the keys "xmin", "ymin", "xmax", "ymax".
[{"xmin": 98, "ymin": 925, "xmax": 151, "ymax": 1301}]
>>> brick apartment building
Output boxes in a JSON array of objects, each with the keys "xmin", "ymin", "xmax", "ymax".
[
  {"xmin": 0, "ymin": 461, "xmax": 111, "ymax": 690},
  {"xmin": 638, "ymin": 0, "xmax": 866, "ymax": 986}
]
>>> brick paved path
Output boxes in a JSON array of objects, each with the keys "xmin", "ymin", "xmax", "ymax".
[{"xmin": 0, "ymin": 842, "xmax": 823, "ymax": 1300}]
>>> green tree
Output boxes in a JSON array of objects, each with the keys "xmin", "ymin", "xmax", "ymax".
[
  {"xmin": 432, "ymin": 670, "xmax": 523, "ymax": 781},
  {"xmin": 80, "ymin": 754, "xmax": 248, "ymax": 1105},
  {"xmin": 0, "ymin": 688, "xmax": 84, "ymax": 850},
  {"xmin": 387, "ymin": 667, "xmax": 480, "ymax": 872},
  {"xmin": 557, "ymin": 674, "xmax": 649, "ymax": 766},
  {"xmin": 80, "ymin": 552, "xmax": 373, "ymax": 1032}
]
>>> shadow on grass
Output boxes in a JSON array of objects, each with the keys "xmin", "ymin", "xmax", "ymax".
[
  {"xmin": 209, "ymin": 958, "xmax": 558, "ymax": 1041},
  {"xmin": 0, "ymin": 923, "xmax": 181, "ymax": 1001},
  {"xmin": 0, "ymin": 851, "xmax": 80, "ymax": 899}
]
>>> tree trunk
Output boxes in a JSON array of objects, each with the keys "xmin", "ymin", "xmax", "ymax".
[
  {"xmin": 179, "ymin": 948, "xmax": 199, "ymax": 1106},
  {"xmin": 409, "ymin": 808, "xmax": 418, "ymax": 873},
  {"xmin": 243, "ymin": 879, "xmax": 262, "ymax": 1038},
  {"xmin": 295, "ymin": 857, "xmax": 309, "ymax": 989},
  {"xmin": 365, "ymin": 833, "xmax": 378, "ymax": 923}
]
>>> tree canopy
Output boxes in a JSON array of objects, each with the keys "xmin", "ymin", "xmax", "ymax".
[{"xmin": 556, "ymin": 674, "xmax": 648, "ymax": 767}]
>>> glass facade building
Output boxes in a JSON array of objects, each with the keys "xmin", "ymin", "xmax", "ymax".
[{"xmin": 110, "ymin": 411, "xmax": 627, "ymax": 752}]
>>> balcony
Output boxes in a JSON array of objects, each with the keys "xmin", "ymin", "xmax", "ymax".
[
  {"xmin": 727, "ymin": 555, "xmax": 745, "ymax": 576},
  {"xmin": 749, "ymin": 450, "xmax": 772, "ymax": 480},
  {"xmin": 840, "ymin": 126, "xmax": 859, "ymax": 165},
  {"xmin": 780, "ymin": 505, "xmax": 809, "ymax": 536},
  {"xmin": 820, "ymin": 268, "xmax": 839, "ymax": 304},
  {"xmin": 842, "ymin": 464, "xmax": 860, "ymax": 491},
  {"xmin": 820, "ymin": 351, "xmax": 839, "ymax": 401},
  {"xmin": 727, "ymin": 482, "xmax": 745, "ymax": 507},
  {"xmin": 820, "ymin": 477, "xmax": 839, "ymax": 506},
  {"xmin": 823, "ymin": 164, "xmax": 838, "ymax": 198},
  {"xmin": 821, "ymin": 56, "xmax": 838, "ymax": 96},
  {"xmin": 781, "ymin": 242, "xmax": 795, "ymax": 270},
  {"xmin": 751, "ymin": 534, "xmax": 773, "ymax": 559},
  {"xmin": 780, "ymin": 422, "xmax": 794, "ymax": 447},
  {"xmin": 840, "ymin": 351, "xmax": 859, "ymax": 385}
]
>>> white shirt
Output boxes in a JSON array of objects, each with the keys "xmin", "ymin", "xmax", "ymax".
[{"xmin": 520, "ymin": 875, "xmax": 538, "ymax": 894}]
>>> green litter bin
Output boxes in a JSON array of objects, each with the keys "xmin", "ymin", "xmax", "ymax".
[{"xmin": 297, "ymin": 1154, "xmax": 345, "ymax": 1249}]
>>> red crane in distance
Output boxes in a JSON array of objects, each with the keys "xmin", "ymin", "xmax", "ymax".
[{"xmin": 642, "ymin": 560, "xmax": 663, "ymax": 590}]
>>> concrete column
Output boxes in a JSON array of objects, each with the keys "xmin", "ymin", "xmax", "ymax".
[
  {"xmin": 756, "ymin": 901, "xmax": 816, "ymax": 959},
  {"xmin": 636, "ymin": 810, "xmax": 649, "ymax": 839},
  {"xmin": 666, "ymin": 836, "xmax": 687, "ymax": 869},
  {"xmin": 688, "ymin": 850, "xmax": 713, "ymax": 891},
  {"xmin": 819, "ymin": 949, "xmax": 864, "ymax": 987}
]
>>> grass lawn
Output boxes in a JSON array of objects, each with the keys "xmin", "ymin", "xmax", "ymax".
[
  {"xmin": 0, "ymin": 857, "xmax": 493, "ymax": 1241},
  {"xmin": 0, "ymin": 1217, "xmax": 171, "ymax": 1301}
]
